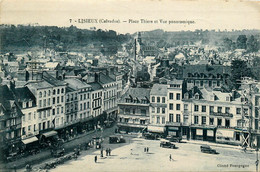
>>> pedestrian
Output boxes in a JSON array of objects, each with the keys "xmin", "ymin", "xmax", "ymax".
[
  {"xmin": 144, "ymin": 147, "xmax": 146, "ymax": 152},
  {"xmin": 147, "ymin": 147, "xmax": 149, "ymax": 153},
  {"xmin": 94, "ymin": 155, "xmax": 97, "ymax": 163},
  {"xmin": 110, "ymin": 148, "xmax": 112, "ymax": 156},
  {"xmin": 106, "ymin": 148, "xmax": 108, "ymax": 156},
  {"xmin": 169, "ymin": 154, "xmax": 172, "ymax": 161},
  {"xmin": 101, "ymin": 148, "xmax": 103, "ymax": 157}
]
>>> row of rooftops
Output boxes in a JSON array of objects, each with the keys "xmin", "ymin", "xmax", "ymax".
[{"xmin": 121, "ymin": 80, "xmax": 260, "ymax": 104}]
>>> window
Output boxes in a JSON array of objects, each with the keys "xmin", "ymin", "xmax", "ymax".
[
  {"xmin": 52, "ymin": 109, "xmax": 55, "ymax": 115},
  {"xmin": 157, "ymin": 108, "xmax": 160, "ymax": 113},
  {"xmin": 235, "ymin": 132, "xmax": 240, "ymax": 141},
  {"xmin": 225, "ymin": 107, "xmax": 230, "ymax": 113},
  {"xmin": 125, "ymin": 108, "xmax": 130, "ymax": 114},
  {"xmin": 61, "ymin": 96, "xmax": 64, "ymax": 103},
  {"xmin": 184, "ymin": 104, "xmax": 188, "ymax": 110},
  {"xmin": 157, "ymin": 97, "xmax": 160, "ymax": 103},
  {"xmin": 48, "ymin": 90, "xmax": 51, "ymax": 96},
  {"xmin": 28, "ymin": 113, "xmax": 31, "ymax": 120},
  {"xmin": 152, "ymin": 107, "xmax": 155, "ymax": 113},
  {"xmin": 176, "ymin": 114, "xmax": 180, "ymax": 122},
  {"xmin": 225, "ymin": 119, "xmax": 230, "ymax": 127},
  {"xmin": 38, "ymin": 112, "xmax": 41, "ymax": 119},
  {"xmin": 162, "ymin": 108, "xmax": 165, "ymax": 114},
  {"xmin": 202, "ymin": 116, "xmax": 206, "ymax": 125},
  {"xmin": 162, "ymin": 117, "xmax": 165, "ymax": 124},
  {"xmin": 141, "ymin": 110, "xmax": 146, "ymax": 115},
  {"xmin": 162, "ymin": 97, "xmax": 165, "ymax": 103},
  {"xmin": 194, "ymin": 105, "xmax": 199, "ymax": 112},
  {"xmin": 169, "ymin": 103, "xmax": 173, "ymax": 110},
  {"xmin": 53, "ymin": 90, "xmax": 56, "ymax": 95},
  {"xmin": 39, "ymin": 100, "xmax": 42, "ymax": 107},
  {"xmin": 210, "ymin": 118, "xmax": 214, "ymax": 125},
  {"xmin": 194, "ymin": 116, "xmax": 198, "ymax": 124},
  {"xmin": 169, "ymin": 114, "xmax": 174, "ymax": 122},
  {"xmin": 176, "ymin": 104, "xmax": 180, "ymax": 110},
  {"xmin": 202, "ymin": 106, "xmax": 206, "ymax": 112},
  {"xmin": 47, "ymin": 121, "xmax": 50, "ymax": 128},
  {"xmin": 236, "ymin": 108, "xmax": 241, "ymax": 114},
  {"xmin": 217, "ymin": 107, "xmax": 222, "ymax": 113},
  {"xmin": 226, "ymin": 96, "xmax": 230, "ymax": 101},
  {"xmin": 217, "ymin": 118, "xmax": 222, "ymax": 126},
  {"xmin": 57, "ymin": 108, "xmax": 59, "ymax": 114},
  {"xmin": 169, "ymin": 93, "xmax": 174, "ymax": 100},
  {"xmin": 38, "ymin": 123, "xmax": 42, "ymax": 131},
  {"xmin": 210, "ymin": 106, "xmax": 214, "ymax": 113},
  {"xmin": 28, "ymin": 125, "xmax": 31, "ymax": 131},
  {"xmin": 176, "ymin": 93, "xmax": 181, "ymax": 100},
  {"xmin": 53, "ymin": 98, "xmax": 55, "ymax": 104},
  {"xmin": 157, "ymin": 117, "xmax": 160, "ymax": 124},
  {"xmin": 61, "ymin": 88, "xmax": 64, "ymax": 93},
  {"xmin": 152, "ymin": 96, "xmax": 155, "ymax": 102},
  {"xmin": 39, "ymin": 92, "xmax": 42, "ymax": 98},
  {"xmin": 34, "ymin": 124, "xmax": 36, "ymax": 131},
  {"xmin": 133, "ymin": 109, "xmax": 135, "ymax": 114}
]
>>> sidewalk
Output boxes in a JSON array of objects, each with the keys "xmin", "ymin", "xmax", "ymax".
[
  {"xmin": 2, "ymin": 126, "xmax": 116, "ymax": 171},
  {"xmin": 185, "ymin": 139, "xmax": 256, "ymax": 152}
]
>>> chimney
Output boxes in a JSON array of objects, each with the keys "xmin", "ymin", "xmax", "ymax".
[
  {"xmin": 94, "ymin": 72, "xmax": 100, "ymax": 82},
  {"xmin": 232, "ymin": 89, "xmax": 236, "ymax": 100}
]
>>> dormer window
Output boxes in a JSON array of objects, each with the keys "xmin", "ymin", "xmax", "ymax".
[
  {"xmin": 226, "ymin": 96, "xmax": 230, "ymax": 102},
  {"xmin": 195, "ymin": 93, "xmax": 199, "ymax": 100},
  {"xmin": 184, "ymin": 93, "xmax": 189, "ymax": 99}
]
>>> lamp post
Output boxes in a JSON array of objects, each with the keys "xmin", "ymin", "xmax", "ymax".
[{"xmin": 256, "ymin": 148, "xmax": 259, "ymax": 172}]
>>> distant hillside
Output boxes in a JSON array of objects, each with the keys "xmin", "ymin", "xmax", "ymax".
[
  {"xmin": 0, "ymin": 25, "xmax": 131, "ymax": 55},
  {"xmin": 136, "ymin": 29, "xmax": 260, "ymax": 48}
]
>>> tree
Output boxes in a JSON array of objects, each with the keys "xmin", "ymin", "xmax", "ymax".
[
  {"xmin": 236, "ymin": 35, "xmax": 247, "ymax": 49},
  {"xmin": 247, "ymin": 35, "xmax": 259, "ymax": 52},
  {"xmin": 230, "ymin": 60, "xmax": 253, "ymax": 89}
]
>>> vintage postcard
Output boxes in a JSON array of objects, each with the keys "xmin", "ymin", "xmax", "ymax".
[{"xmin": 0, "ymin": 0, "xmax": 260, "ymax": 171}]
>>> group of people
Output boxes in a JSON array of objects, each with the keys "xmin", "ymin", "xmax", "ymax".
[
  {"xmin": 144, "ymin": 147, "xmax": 149, "ymax": 153},
  {"xmin": 95, "ymin": 147, "xmax": 112, "ymax": 163}
]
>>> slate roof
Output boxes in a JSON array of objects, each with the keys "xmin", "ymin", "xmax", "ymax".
[
  {"xmin": 183, "ymin": 65, "xmax": 231, "ymax": 78},
  {"xmin": 88, "ymin": 82, "xmax": 103, "ymax": 91},
  {"xmin": 64, "ymin": 78, "xmax": 91, "ymax": 90},
  {"xmin": 120, "ymin": 88, "xmax": 151, "ymax": 103},
  {"xmin": 99, "ymin": 72, "xmax": 115, "ymax": 84},
  {"xmin": 14, "ymin": 87, "xmax": 36, "ymax": 101},
  {"xmin": 43, "ymin": 71, "xmax": 66, "ymax": 86},
  {"xmin": 150, "ymin": 84, "xmax": 168, "ymax": 96}
]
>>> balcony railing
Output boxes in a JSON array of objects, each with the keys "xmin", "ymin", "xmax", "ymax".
[
  {"xmin": 166, "ymin": 122, "xmax": 182, "ymax": 126},
  {"xmin": 210, "ymin": 112, "xmax": 233, "ymax": 117}
]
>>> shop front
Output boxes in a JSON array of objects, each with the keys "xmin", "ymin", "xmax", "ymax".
[
  {"xmin": 190, "ymin": 127, "xmax": 216, "ymax": 141},
  {"xmin": 216, "ymin": 128, "xmax": 239, "ymax": 145},
  {"xmin": 147, "ymin": 125, "xmax": 166, "ymax": 138},
  {"xmin": 167, "ymin": 126, "xmax": 181, "ymax": 138}
]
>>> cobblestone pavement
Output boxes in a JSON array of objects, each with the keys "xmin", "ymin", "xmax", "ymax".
[{"xmin": 1, "ymin": 125, "xmax": 116, "ymax": 171}]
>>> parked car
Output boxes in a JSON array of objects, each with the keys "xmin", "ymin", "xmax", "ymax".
[
  {"xmin": 109, "ymin": 136, "xmax": 126, "ymax": 144},
  {"xmin": 166, "ymin": 135, "xmax": 182, "ymax": 143},
  {"xmin": 160, "ymin": 139, "xmax": 178, "ymax": 149},
  {"xmin": 143, "ymin": 133, "xmax": 158, "ymax": 140},
  {"xmin": 200, "ymin": 145, "xmax": 219, "ymax": 154}
]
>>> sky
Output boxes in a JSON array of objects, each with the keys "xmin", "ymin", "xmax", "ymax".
[{"xmin": 1, "ymin": 0, "xmax": 260, "ymax": 34}]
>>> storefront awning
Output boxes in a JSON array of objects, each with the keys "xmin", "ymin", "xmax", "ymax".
[
  {"xmin": 22, "ymin": 136, "xmax": 38, "ymax": 144},
  {"xmin": 148, "ymin": 125, "xmax": 165, "ymax": 133},
  {"xmin": 216, "ymin": 129, "xmax": 234, "ymax": 138},
  {"xmin": 43, "ymin": 131, "xmax": 58, "ymax": 137}
]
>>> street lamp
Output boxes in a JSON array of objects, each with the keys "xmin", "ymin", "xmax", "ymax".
[{"xmin": 256, "ymin": 148, "xmax": 259, "ymax": 172}]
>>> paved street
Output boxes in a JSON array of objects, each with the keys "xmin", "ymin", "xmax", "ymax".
[
  {"xmin": 3, "ymin": 126, "xmax": 116, "ymax": 171},
  {"xmin": 47, "ymin": 135, "xmax": 256, "ymax": 172}
]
